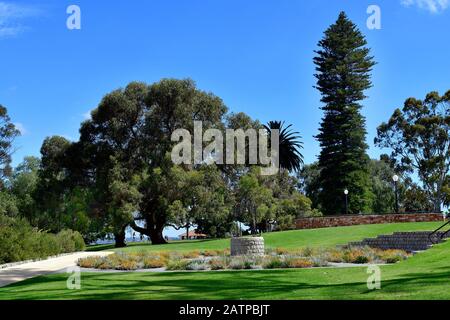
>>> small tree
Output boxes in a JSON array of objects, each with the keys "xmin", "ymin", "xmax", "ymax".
[
  {"xmin": 375, "ymin": 90, "xmax": 450, "ymax": 212},
  {"xmin": 235, "ymin": 169, "xmax": 275, "ymax": 234}
]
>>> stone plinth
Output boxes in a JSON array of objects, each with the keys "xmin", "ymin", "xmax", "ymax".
[{"xmin": 230, "ymin": 237, "xmax": 265, "ymax": 256}]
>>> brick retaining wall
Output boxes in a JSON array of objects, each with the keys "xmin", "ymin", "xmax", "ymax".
[{"xmin": 295, "ymin": 213, "xmax": 444, "ymax": 230}]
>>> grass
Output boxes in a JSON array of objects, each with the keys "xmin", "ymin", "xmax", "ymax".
[
  {"xmin": 92, "ymin": 221, "xmax": 442, "ymax": 253},
  {"xmin": 0, "ymin": 221, "xmax": 448, "ymax": 300}
]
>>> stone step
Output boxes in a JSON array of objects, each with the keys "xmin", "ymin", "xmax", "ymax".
[{"xmin": 344, "ymin": 231, "xmax": 448, "ymax": 253}]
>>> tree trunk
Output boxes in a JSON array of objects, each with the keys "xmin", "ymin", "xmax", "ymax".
[
  {"xmin": 149, "ymin": 228, "xmax": 167, "ymax": 244},
  {"xmin": 131, "ymin": 221, "xmax": 167, "ymax": 245},
  {"xmin": 114, "ymin": 228, "xmax": 126, "ymax": 248}
]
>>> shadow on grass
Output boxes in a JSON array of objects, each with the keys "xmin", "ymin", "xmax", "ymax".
[{"xmin": 2, "ymin": 266, "xmax": 450, "ymax": 300}]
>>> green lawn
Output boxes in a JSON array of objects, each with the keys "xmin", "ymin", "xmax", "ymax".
[
  {"xmin": 1, "ymin": 221, "xmax": 449, "ymax": 300},
  {"xmin": 91, "ymin": 221, "xmax": 442, "ymax": 253}
]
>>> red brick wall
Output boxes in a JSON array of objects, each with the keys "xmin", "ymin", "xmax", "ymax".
[{"xmin": 295, "ymin": 213, "xmax": 444, "ymax": 230}]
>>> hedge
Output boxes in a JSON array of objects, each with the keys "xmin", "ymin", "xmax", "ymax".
[{"xmin": 0, "ymin": 215, "xmax": 85, "ymax": 265}]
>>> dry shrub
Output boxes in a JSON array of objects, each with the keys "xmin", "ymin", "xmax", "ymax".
[
  {"xmin": 182, "ymin": 251, "xmax": 201, "ymax": 259},
  {"xmin": 325, "ymin": 248, "xmax": 344, "ymax": 263},
  {"xmin": 201, "ymin": 250, "xmax": 216, "ymax": 257},
  {"xmin": 142, "ymin": 257, "xmax": 165, "ymax": 268},
  {"xmin": 166, "ymin": 258, "xmax": 190, "ymax": 271},
  {"xmin": 275, "ymin": 248, "xmax": 289, "ymax": 255},
  {"xmin": 209, "ymin": 257, "xmax": 229, "ymax": 270},
  {"xmin": 285, "ymin": 257, "xmax": 314, "ymax": 268},
  {"xmin": 375, "ymin": 249, "xmax": 409, "ymax": 264},
  {"xmin": 341, "ymin": 247, "xmax": 376, "ymax": 264},
  {"xmin": 229, "ymin": 256, "xmax": 262, "ymax": 270},
  {"xmin": 262, "ymin": 256, "xmax": 285, "ymax": 269},
  {"xmin": 116, "ymin": 259, "xmax": 139, "ymax": 270},
  {"xmin": 77, "ymin": 256, "xmax": 103, "ymax": 268},
  {"xmin": 299, "ymin": 247, "xmax": 316, "ymax": 257}
]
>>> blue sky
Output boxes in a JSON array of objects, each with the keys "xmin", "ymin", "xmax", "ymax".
[{"xmin": 1, "ymin": 0, "xmax": 449, "ymax": 169}]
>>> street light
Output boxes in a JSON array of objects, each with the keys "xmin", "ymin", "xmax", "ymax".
[
  {"xmin": 344, "ymin": 189, "xmax": 349, "ymax": 215},
  {"xmin": 392, "ymin": 175, "xmax": 399, "ymax": 213}
]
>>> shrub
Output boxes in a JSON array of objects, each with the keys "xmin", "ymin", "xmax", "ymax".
[
  {"xmin": 77, "ymin": 256, "xmax": 104, "ymax": 268},
  {"xmin": 56, "ymin": 229, "xmax": 86, "ymax": 253},
  {"xmin": 285, "ymin": 257, "xmax": 314, "ymax": 268},
  {"xmin": 0, "ymin": 215, "xmax": 86, "ymax": 265},
  {"xmin": 376, "ymin": 249, "xmax": 409, "ymax": 264},
  {"xmin": 142, "ymin": 257, "xmax": 165, "ymax": 268},
  {"xmin": 299, "ymin": 247, "xmax": 316, "ymax": 257},
  {"xmin": 310, "ymin": 256, "xmax": 329, "ymax": 267},
  {"xmin": 186, "ymin": 259, "xmax": 209, "ymax": 271},
  {"xmin": 181, "ymin": 251, "xmax": 201, "ymax": 259},
  {"xmin": 324, "ymin": 248, "xmax": 344, "ymax": 263},
  {"xmin": 166, "ymin": 258, "xmax": 190, "ymax": 271},
  {"xmin": 262, "ymin": 256, "xmax": 286, "ymax": 269},
  {"xmin": 275, "ymin": 248, "xmax": 289, "ymax": 255},
  {"xmin": 229, "ymin": 256, "xmax": 262, "ymax": 270},
  {"xmin": 209, "ymin": 257, "xmax": 229, "ymax": 270},
  {"xmin": 116, "ymin": 259, "xmax": 139, "ymax": 270},
  {"xmin": 201, "ymin": 250, "xmax": 220, "ymax": 257},
  {"xmin": 96, "ymin": 257, "xmax": 114, "ymax": 270},
  {"xmin": 353, "ymin": 255, "xmax": 370, "ymax": 264},
  {"xmin": 339, "ymin": 247, "xmax": 380, "ymax": 264}
]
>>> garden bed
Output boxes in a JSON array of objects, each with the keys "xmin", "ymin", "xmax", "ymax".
[{"xmin": 77, "ymin": 246, "xmax": 410, "ymax": 272}]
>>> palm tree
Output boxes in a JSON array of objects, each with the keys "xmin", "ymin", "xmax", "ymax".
[{"xmin": 264, "ymin": 121, "xmax": 304, "ymax": 173}]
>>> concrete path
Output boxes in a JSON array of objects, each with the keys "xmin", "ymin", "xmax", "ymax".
[{"xmin": 0, "ymin": 251, "xmax": 113, "ymax": 288}]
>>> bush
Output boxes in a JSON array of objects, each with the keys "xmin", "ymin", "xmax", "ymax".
[
  {"xmin": 0, "ymin": 215, "xmax": 86, "ymax": 265},
  {"xmin": 56, "ymin": 229, "xmax": 86, "ymax": 253},
  {"xmin": 166, "ymin": 258, "xmax": 190, "ymax": 271},
  {"xmin": 299, "ymin": 247, "xmax": 316, "ymax": 257},
  {"xmin": 209, "ymin": 257, "xmax": 229, "ymax": 270},
  {"xmin": 201, "ymin": 250, "xmax": 220, "ymax": 257},
  {"xmin": 262, "ymin": 256, "xmax": 286, "ymax": 269},
  {"xmin": 285, "ymin": 257, "xmax": 314, "ymax": 268},
  {"xmin": 116, "ymin": 259, "xmax": 139, "ymax": 270},
  {"xmin": 339, "ymin": 246, "xmax": 389, "ymax": 264},
  {"xmin": 181, "ymin": 251, "xmax": 201, "ymax": 259},
  {"xmin": 77, "ymin": 256, "xmax": 104, "ymax": 268},
  {"xmin": 229, "ymin": 256, "xmax": 262, "ymax": 270},
  {"xmin": 142, "ymin": 257, "xmax": 165, "ymax": 268},
  {"xmin": 375, "ymin": 249, "xmax": 409, "ymax": 264},
  {"xmin": 186, "ymin": 259, "xmax": 209, "ymax": 271},
  {"xmin": 324, "ymin": 248, "xmax": 344, "ymax": 262},
  {"xmin": 275, "ymin": 248, "xmax": 289, "ymax": 255}
]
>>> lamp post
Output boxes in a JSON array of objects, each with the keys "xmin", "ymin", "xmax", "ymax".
[
  {"xmin": 392, "ymin": 175, "xmax": 399, "ymax": 213},
  {"xmin": 344, "ymin": 189, "xmax": 349, "ymax": 215}
]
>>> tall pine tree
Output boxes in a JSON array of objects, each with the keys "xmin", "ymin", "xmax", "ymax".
[{"xmin": 314, "ymin": 12, "xmax": 375, "ymax": 215}]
